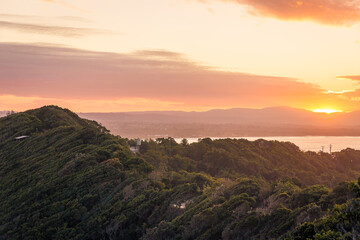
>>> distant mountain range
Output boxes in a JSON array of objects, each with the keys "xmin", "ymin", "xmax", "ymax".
[{"xmin": 78, "ymin": 107, "xmax": 360, "ymax": 138}]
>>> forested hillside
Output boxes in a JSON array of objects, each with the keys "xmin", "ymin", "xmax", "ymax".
[
  {"xmin": 1, "ymin": 106, "xmax": 360, "ymax": 239},
  {"xmin": 137, "ymin": 137, "xmax": 360, "ymax": 187}
]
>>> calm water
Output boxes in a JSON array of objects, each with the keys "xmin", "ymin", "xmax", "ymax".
[{"xmin": 175, "ymin": 136, "xmax": 360, "ymax": 153}]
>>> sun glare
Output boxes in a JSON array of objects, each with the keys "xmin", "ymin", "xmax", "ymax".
[{"xmin": 312, "ymin": 109, "xmax": 342, "ymax": 114}]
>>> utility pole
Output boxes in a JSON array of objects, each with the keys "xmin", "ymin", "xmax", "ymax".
[{"xmin": 330, "ymin": 144, "xmax": 332, "ymax": 154}]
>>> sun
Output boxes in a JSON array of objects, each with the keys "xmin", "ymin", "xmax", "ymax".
[{"xmin": 312, "ymin": 109, "xmax": 342, "ymax": 114}]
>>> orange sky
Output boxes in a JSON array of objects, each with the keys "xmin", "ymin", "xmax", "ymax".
[{"xmin": 1, "ymin": 0, "xmax": 360, "ymax": 112}]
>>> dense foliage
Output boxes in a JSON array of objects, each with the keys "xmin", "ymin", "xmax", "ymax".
[{"xmin": 1, "ymin": 106, "xmax": 360, "ymax": 239}]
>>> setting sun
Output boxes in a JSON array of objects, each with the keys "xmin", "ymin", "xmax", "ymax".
[{"xmin": 312, "ymin": 109, "xmax": 343, "ymax": 114}]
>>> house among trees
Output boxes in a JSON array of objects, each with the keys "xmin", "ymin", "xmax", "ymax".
[
  {"xmin": 6, "ymin": 110, "xmax": 15, "ymax": 116},
  {"xmin": 130, "ymin": 138, "xmax": 142, "ymax": 153},
  {"xmin": 15, "ymin": 136, "xmax": 29, "ymax": 140},
  {"xmin": 136, "ymin": 138, "xmax": 141, "ymax": 148}
]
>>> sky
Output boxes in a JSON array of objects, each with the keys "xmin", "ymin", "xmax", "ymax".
[{"xmin": 1, "ymin": 0, "xmax": 360, "ymax": 112}]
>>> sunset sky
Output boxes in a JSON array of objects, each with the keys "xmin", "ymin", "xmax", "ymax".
[{"xmin": 1, "ymin": 0, "xmax": 360, "ymax": 112}]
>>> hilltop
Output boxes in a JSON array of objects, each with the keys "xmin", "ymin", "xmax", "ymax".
[{"xmin": 1, "ymin": 106, "xmax": 360, "ymax": 239}]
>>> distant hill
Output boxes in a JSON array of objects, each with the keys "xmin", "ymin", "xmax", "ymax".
[
  {"xmin": 79, "ymin": 107, "xmax": 360, "ymax": 138},
  {"xmin": 2, "ymin": 106, "xmax": 360, "ymax": 239}
]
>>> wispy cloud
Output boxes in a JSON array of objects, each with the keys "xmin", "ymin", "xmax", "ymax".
[
  {"xmin": 326, "ymin": 76, "xmax": 360, "ymax": 102},
  {"xmin": 134, "ymin": 50, "xmax": 187, "ymax": 61},
  {"xmin": 326, "ymin": 89, "xmax": 355, "ymax": 94},
  {"xmin": 210, "ymin": 0, "xmax": 360, "ymax": 25},
  {"xmin": 0, "ymin": 20, "xmax": 111, "ymax": 37},
  {"xmin": 0, "ymin": 13, "xmax": 90, "ymax": 23},
  {"xmin": 337, "ymin": 75, "xmax": 360, "ymax": 81},
  {"xmin": 337, "ymin": 89, "xmax": 360, "ymax": 101}
]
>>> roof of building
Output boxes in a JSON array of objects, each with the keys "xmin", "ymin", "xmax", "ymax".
[{"xmin": 15, "ymin": 136, "xmax": 29, "ymax": 140}]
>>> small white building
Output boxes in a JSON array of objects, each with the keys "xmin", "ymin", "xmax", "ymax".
[
  {"xmin": 130, "ymin": 138, "xmax": 141, "ymax": 153},
  {"xmin": 15, "ymin": 136, "xmax": 29, "ymax": 140}
]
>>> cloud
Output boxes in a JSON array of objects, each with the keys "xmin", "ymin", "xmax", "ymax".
[
  {"xmin": 326, "ymin": 89, "xmax": 355, "ymax": 95},
  {"xmin": 0, "ymin": 42, "xmax": 352, "ymax": 111},
  {"xmin": 0, "ymin": 13, "xmax": 90, "ymax": 23},
  {"xmin": 325, "ymin": 86, "xmax": 360, "ymax": 102},
  {"xmin": 0, "ymin": 95, "xmax": 182, "ymax": 112},
  {"xmin": 212, "ymin": 0, "xmax": 360, "ymax": 25},
  {"xmin": 338, "ymin": 89, "xmax": 360, "ymax": 101},
  {"xmin": 0, "ymin": 20, "xmax": 110, "ymax": 37},
  {"xmin": 337, "ymin": 75, "xmax": 360, "ymax": 81},
  {"xmin": 328, "ymin": 76, "xmax": 360, "ymax": 102},
  {"xmin": 134, "ymin": 50, "xmax": 187, "ymax": 61}
]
